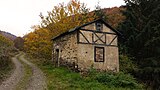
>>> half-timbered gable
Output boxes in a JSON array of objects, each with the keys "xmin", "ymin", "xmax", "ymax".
[
  {"xmin": 52, "ymin": 19, "xmax": 121, "ymax": 72},
  {"xmin": 77, "ymin": 22, "xmax": 118, "ymax": 47}
]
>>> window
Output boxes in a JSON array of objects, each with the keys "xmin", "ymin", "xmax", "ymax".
[
  {"xmin": 94, "ymin": 47, "xmax": 104, "ymax": 62},
  {"xmin": 95, "ymin": 22, "xmax": 103, "ymax": 31}
]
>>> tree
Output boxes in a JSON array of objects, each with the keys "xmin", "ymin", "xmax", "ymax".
[
  {"xmin": 40, "ymin": 0, "xmax": 96, "ymax": 37},
  {"xmin": 106, "ymin": 7, "xmax": 126, "ymax": 29},
  {"xmin": 94, "ymin": 1, "xmax": 107, "ymax": 20},
  {"xmin": 24, "ymin": 0, "xmax": 97, "ymax": 60},
  {"xmin": 118, "ymin": 0, "xmax": 160, "ymax": 89},
  {"xmin": 14, "ymin": 37, "xmax": 24, "ymax": 50},
  {"xmin": 24, "ymin": 28, "xmax": 52, "ymax": 59}
]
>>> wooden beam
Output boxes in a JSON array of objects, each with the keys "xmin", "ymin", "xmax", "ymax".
[
  {"xmin": 79, "ymin": 30, "xmax": 90, "ymax": 43},
  {"xmin": 109, "ymin": 36, "xmax": 117, "ymax": 45},
  {"xmin": 78, "ymin": 42, "xmax": 117, "ymax": 47},
  {"xmin": 94, "ymin": 32, "xmax": 106, "ymax": 44},
  {"xmin": 92, "ymin": 33, "xmax": 94, "ymax": 44},
  {"xmin": 77, "ymin": 29, "xmax": 118, "ymax": 47},
  {"xmin": 80, "ymin": 29, "xmax": 117, "ymax": 35}
]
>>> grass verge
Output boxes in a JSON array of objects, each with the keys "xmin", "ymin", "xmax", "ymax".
[
  {"xmin": 42, "ymin": 65, "xmax": 133, "ymax": 90},
  {"xmin": 25, "ymin": 55, "xmax": 143, "ymax": 90},
  {"xmin": 15, "ymin": 53, "xmax": 32, "ymax": 90},
  {"xmin": 0, "ymin": 60, "xmax": 14, "ymax": 84},
  {"xmin": 0, "ymin": 53, "xmax": 17, "ymax": 84}
]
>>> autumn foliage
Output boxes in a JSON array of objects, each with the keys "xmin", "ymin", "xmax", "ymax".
[
  {"xmin": 0, "ymin": 34, "xmax": 17, "ymax": 81},
  {"xmin": 105, "ymin": 7, "xmax": 126, "ymax": 28},
  {"xmin": 24, "ymin": 28, "xmax": 52, "ymax": 59},
  {"xmin": 40, "ymin": 0, "xmax": 96, "ymax": 37},
  {"xmin": 24, "ymin": 0, "xmax": 96, "ymax": 59},
  {"xmin": 24, "ymin": 0, "xmax": 125, "ymax": 60}
]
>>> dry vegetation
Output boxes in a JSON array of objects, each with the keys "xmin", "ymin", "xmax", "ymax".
[{"xmin": 0, "ymin": 34, "xmax": 18, "ymax": 83}]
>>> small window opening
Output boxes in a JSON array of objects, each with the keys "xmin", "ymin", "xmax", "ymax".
[{"xmin": 95, "ymin": 22, "xmax": 103, "ymax": 31}]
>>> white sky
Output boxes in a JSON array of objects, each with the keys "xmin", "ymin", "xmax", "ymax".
[{"xmin": 0, "ymin": 0, "xmax": 125, "ymax": 37}]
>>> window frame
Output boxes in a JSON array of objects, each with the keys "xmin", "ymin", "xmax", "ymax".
[{"xmin": 94, "ymin": 46, "xmax": 105, "ymax": 62}]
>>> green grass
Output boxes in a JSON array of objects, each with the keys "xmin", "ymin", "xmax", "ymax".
[
  {"xmin": 41, "ymin": 65, "xmax": 110, "ymax": 90},
  {"xmin": 25, "ymin": 55, "xmax": 143, "ymax": 90},
  {"xmin": 15, "ymin": 53, "xmax": 32, "ymax": 90},
  {"xmin": 41, "ymin": 65, "xmax": 143, "ymax": 90}
]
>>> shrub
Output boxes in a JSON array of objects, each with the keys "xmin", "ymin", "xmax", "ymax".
[
  {"xmin": 95, "ymin": 72, "xmax": 143, "ymax": 89},
  {"xmin": 0, "ymin": 55, "xmax": 10, "ymax": 68},
  {"xmin": 0, "ymin": 34, "xmax": 17, "ymax": 83},
  {"xmin": 119, "ymin": 55, "xmax": 137, "ymax": 73}
]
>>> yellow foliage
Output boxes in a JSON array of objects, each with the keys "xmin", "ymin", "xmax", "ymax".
[
  {"xmin": 0, "ymin": 34, "xmax": 14, "ymax": 55},
  {"xmin": 24, "ymin": 28, "xmax": 52, "ymax": 59},
  {"xmin": 0, "ymin": 34, "xmax": 13, "ymax": 47},
  {"xmin": 24, "ymin": 0, "xmax": 97, "ymax": 60},
  {"xmin": 40, "ymin": 0, "xmax": 96, "ymax": 37}
]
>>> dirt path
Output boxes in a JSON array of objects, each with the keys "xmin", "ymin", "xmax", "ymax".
[
  {"xmin": 0, "ymin": 53, "xmax": 24, "ymax": 90},
  {"xmin": 19, "ymin": 53, "xmax": 47, "ymax": 90},
  {"xmin": 0, "ymin": 53, "xmax": 47, "ymax": 90}
]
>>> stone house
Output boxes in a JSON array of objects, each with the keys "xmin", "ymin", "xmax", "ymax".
[{"xmin": 52, "ymin": 19, "xmax": 122, "ymax": 72}]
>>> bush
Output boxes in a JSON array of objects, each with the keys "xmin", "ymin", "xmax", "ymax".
[
  {"xmin": 95, "ymin": 72, "xmax": 143, "ymax": 89},
  {"xmin": 87, "ymin": 67, "xmax": 143, "ymax": 89},
  {"xmin": 0, "ymin": 55, "xmax": 10, "ymax": 67},
  {"xmin": 0, "ymin": 34, "xmax": 18, "ymax": 83},
  {"xmin": 0, "ymin": 55, "xmax": 13, "ymax": 82},
  {"xmin": 119, "ymin": 55, "xmax": 137, "ymax": 73}
]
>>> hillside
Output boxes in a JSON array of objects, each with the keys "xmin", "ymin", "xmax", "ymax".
[
  {"xmin": 0, "ymin": 30, "xmax": 17, "ymax": 41},
  {"xmin": 103, "ymin": 6, "xmax": 126, "ymax": 28}
]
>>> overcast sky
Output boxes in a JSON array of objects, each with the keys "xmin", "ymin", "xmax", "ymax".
[{"xmin": 0, "ymin": 0, "xmax": 125, "ymax": 37}]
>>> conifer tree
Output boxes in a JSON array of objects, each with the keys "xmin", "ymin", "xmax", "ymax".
[{"xmin": 118, "ymin": 0, "xmax": 160, "ymax": 89}]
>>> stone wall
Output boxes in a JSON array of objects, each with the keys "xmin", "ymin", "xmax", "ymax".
[
  {"xmin": 77, "ymin": 44, "xmax": 119, "ymax": 72},
  {"xmin": 52, "ymin": 31, "xmax": 78, "ymax": 70}
]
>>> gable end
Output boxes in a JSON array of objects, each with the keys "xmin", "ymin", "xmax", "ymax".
[{"xmin": 52, "ymin": 19, "xmax": 122, "ymax": 41}]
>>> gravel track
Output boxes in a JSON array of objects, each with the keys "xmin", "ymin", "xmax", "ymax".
[
  {"xmin": 0, "ymin": 53, "xmax": 47, "ymax": 90},
  {"xmin": 0, "ymin": 54, "xmax": 24, "ymax": 90},
  {"xmin": 19, "ymin": 53, "xmax": 47, "ymax": 90}
]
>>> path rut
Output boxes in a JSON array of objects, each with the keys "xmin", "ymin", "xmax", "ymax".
[
  {"xmin": 0, "ymin": 54, "xmax": 24, "ymax": 90},
  {"xmin": 19, "ymin": 53, "xmax": 47, "ymax": 90},
  {"xmin": 0, "ymin": 53, "xmax": 47, "ymax": 90}
]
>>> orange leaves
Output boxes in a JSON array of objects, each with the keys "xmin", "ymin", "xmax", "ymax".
[
  {"xmin": 24, "ymin": 28, "xmax": 52, "ymax": 59},
  {"xmin": 105, "ymin": 7, "xmax": 126, "ymax": 28},
  {"xmin": 24, "ymin": 0, "xmax": 96, "ymax": 59},
  {"xmin": 40, "ymin": 0, "xmax": 96, "ymax": 37},
  {"xmin": 68, "ymin": 0, "xmax": 81, "ymax": 14},
  {"xmin": 24, "ymin": 0, "xmax": 126, "ymax": 61}
]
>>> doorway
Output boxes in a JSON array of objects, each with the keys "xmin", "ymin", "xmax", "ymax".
[{"xmin": 55, "ymin": 49, "xmax": 59, "ymax": 67}]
